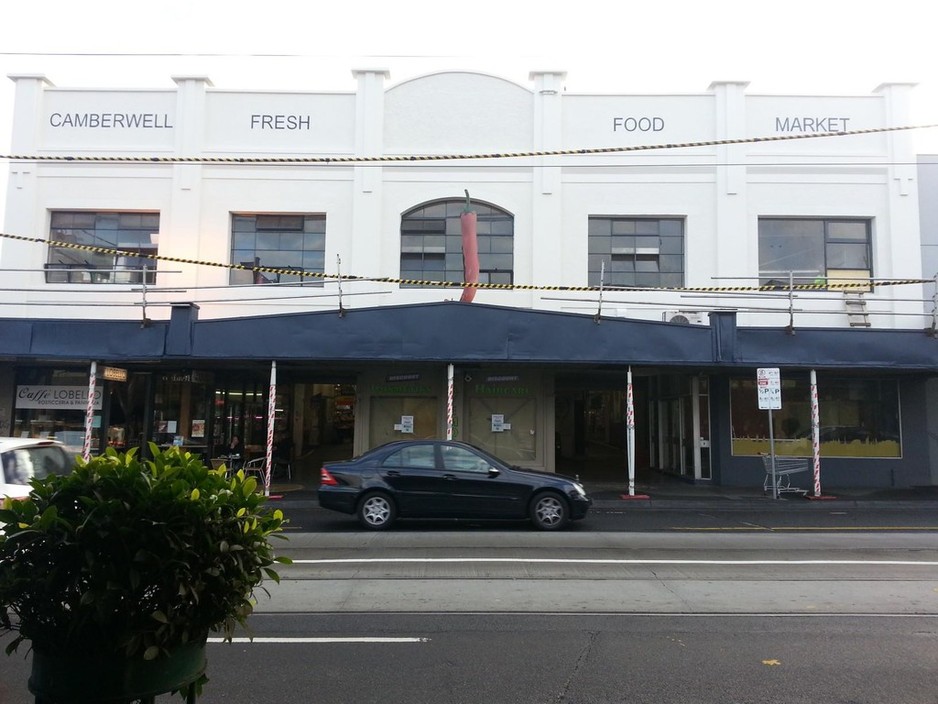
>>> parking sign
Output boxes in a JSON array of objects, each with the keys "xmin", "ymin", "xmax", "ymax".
[{"xmin": 757, "ymin": 368, "xmax": 781, "ymax": 410}]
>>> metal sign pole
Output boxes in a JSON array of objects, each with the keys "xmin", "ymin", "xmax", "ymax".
[
  {"xmin": 768, "ymin": 408, "xmax": 778, "ymax": 500},
  {"xmin": 757, "ymin": 367, "xmax": 782, "ymax": 500}
]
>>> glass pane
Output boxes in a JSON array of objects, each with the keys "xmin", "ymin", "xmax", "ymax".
[
  {"xmin": 634, "ymin": 272, "xmax": 661, "ymax": 286},
  {"xmin": 490, "ymin": 220, "xmax": 513, "ymax": 236},
  {"xmin": 611, "ymin": 220, "xmax": 636, "ymax": 235},
  {"xmin": 588, "ymin": 236, "xmax": 611, "ymax": 254},
  {"xmin": 659, "ymin": 254, "xmax": 684, "ymax": 273},
  {"xmin": 588, "ymin": 218, "xmax": 610, "ymax": 237},
  {"xmin": 588, "ymin": 254, "xmax": 608, "ymax": 273},
  {"xmin": 303, "ymin": 216, "xmax": 326, "ymax": 233},
  {"xmin": 95, "ymin": 213, "xmax": 119, "ymax": 229},
  {"xmin": 303, "ymin": 251, "xmax": 325, "ymax": 270},
  {"xmin": 635, "ymin": 220, "xmax": 659, "ymax": 235},
  {"xmin": 659, "ymin": 235, "xmax": 684, "ymax": 255},
  {"xmin": 827, "ymin": 221, "xmax": 869, "ymax": 241},
  {"xmin": 759, "ymin": 219, "xmax": 825, "ymax": 278},
  {"xmin": 635, "ymin": 257, "xmax": 660, "ymax": 273},
  {"xmin": 255, "ymin": 233, "xmax": 280, "ymax": 251},
  {"xmin": 232, "ymin": 216, "xmax": 255, "ymax": 232},
  {"xmin": 280, "ymin": 233, "xmax": 303, "ymax": 251},
  {"xmin": 827, "ymin": 242, "xmax": 870, "ymax": 269},
  {"xmin": 490, "ymin": 237, "xmax": 513, "ymax": 253},
  {"xmin": 304, "ymin": 233, "xmax": 325, "ymax": 251}
]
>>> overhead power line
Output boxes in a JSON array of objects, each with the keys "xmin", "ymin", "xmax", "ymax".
[{"xmin": 1, "ymin": 123, "xmax": 936, "ymax": 165}]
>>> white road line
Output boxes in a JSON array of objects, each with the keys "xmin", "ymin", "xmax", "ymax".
[
  {"xmin": 208, "ymin": 637, "xmax": 429, "ymax": 643},
  {"xmin": 289, "ymin": 558, "xmax": 938, "ymax": 566}
]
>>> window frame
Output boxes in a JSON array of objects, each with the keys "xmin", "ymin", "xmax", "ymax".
[
  {"xmin": 45, "ymin": 211, "xmax": 160, "ymax": 285},
  {"xmin": 400, "ymin": 199, "xmax": 514, "ymax": 287},
  {"xmin": 758, "ymin": 217, "xmax": 873, "ymax": 288},
  {"xmin": 230, "ymin": 213, "xmax": 326, "ymax": 286},
  {"xmin": 588, "ymin": 216, "xmax": 685, "ymax": 288}
]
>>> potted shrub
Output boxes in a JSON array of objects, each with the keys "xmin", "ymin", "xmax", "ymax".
[{"xmin": 0, "ymin": 444, "xmax": 289, "ymax": 702}]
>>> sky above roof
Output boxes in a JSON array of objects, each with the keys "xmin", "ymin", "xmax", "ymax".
[{"xmin": 2, "ymin": 0, "xmax": 935, "ymax": 224}]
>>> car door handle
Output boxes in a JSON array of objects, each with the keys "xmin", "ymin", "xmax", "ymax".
[
  {"xmin": 442, "ymin": 474, "xmax": 456, "ymax": 481},
  {"xmin": 386, "ymin": 470, "xmax": 400, "ymax": 477}
]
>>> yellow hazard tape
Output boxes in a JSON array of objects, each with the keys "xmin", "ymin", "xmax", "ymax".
[
  {"xmin": 1, "ymin": 124, "xmax": 936, "ymax": 165},
  {"xmin": 0, "ymin": 231, "xmax": 928, "ymax": 294}
]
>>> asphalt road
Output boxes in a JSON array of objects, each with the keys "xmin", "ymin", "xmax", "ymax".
[{"xmin": 3, "ymin": 508, "xmax": 938, "ymax": 703}]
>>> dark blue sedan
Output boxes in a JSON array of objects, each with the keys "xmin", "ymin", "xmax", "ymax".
[{"xmin": 318, "ymin": 440, "xmax": 591, "ymax": 530}]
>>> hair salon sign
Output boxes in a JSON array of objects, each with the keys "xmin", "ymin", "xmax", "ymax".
[{"xmin": 17, "ymin": 386, "xmax": 103, "ymax": 411}]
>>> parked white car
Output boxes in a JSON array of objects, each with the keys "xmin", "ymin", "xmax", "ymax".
[{"xmin": 0, "ymin": 437, "xmax": 74, "ymax": 500}]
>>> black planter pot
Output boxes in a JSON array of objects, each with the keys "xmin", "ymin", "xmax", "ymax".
[{"xmin": 28, "ymin": 641, "xmax": 206, "ymax": 703}]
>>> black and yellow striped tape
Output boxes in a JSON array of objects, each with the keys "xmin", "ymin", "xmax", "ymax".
[{"xmin": 0, "ymin": 231, "xmax": 928, "ymax": 294}]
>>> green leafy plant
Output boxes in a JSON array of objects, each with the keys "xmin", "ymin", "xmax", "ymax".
[{"xmin": 0, "ymin": 443, "xmax": 289, "ymax": 662}]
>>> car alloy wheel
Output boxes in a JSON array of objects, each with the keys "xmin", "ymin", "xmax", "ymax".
[
  {"xmin": 531, "ymin": 493, "xmax": 567, "ymax": 531},
  {"xmin": 358, "ymin": 493, "xmax": 395, "ymax": 530}
]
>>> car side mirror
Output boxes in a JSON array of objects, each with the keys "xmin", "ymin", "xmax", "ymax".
[{"xmin": 487, "ymin": 467, "xmax": 500, "ymax": 478}]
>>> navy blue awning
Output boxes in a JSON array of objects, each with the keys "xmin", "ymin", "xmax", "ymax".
[{"xmin": 1, "ymin": 302, "xmax": 936, "ymax": 371}]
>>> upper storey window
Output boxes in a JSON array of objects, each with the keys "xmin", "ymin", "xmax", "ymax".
[
  {"xmin": 230, "ymin": 214, "xmax": 326, "ymax": 285},
  {"xmin": 588, "ymin": 217, "xmax": 684, "ymax": 288},
  {"xmin": 400, "ymin": 200, "xmax": 514, "ymax": 287},
  {"xmin": 46, "ymin": 211, "xmax": 159, "ymax": 284},
  {"xmin": 758, "ymin": 218, "xmax": 872, "ymax": 288}
]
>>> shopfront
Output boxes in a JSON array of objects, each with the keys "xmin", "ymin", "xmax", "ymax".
[{"xmin": 2, "ymin": 304, "xmax": 937, "ymax": 490}]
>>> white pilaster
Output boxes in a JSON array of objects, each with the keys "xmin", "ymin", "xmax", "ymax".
[
  {"xmin": 529, "ymin": 71, "xmax": 566, "ymax": 295},
  {"xmin": 167, "ymin": 76, "xmax": 212, "ymax": 287},
  {"xmin": 3, "ymin": 75, "xmax": 54, "ymax": 288},
  {"xmin": 351, "ymin": 69, "xmax": 389, "ymax": 282},
  {"xmin": 709, "ymin": 81, "xmax": 750, "ymax": 283}
]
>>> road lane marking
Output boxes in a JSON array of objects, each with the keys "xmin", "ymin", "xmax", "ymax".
[
  {"xmin": 288, "ymin": 558, "xmax": 938, "ymax": 566},
  {"xmin": 208, "ymin": 637, "xmax": 429, "ymax": 643},
  {"xmin": 673, "ymin": 526, "xmax": 938, "ymax": 531}
]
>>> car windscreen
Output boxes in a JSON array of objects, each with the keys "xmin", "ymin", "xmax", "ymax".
[{"xmin": 2, "ymin": 446, "xmax": 72, "ymax": 485}]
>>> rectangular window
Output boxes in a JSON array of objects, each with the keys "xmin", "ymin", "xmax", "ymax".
[
  {"xmin": 588, "ymin": 217, "xmax": 684, "ymax": 288},
  {"xmin": 730, "ymin": 374, "xmax": 900, "ymax": 458},
  {"xmin": 46, "ymin": 211, "xmax": 160, "ymax": 284},
  {"xmin": 230, "ymin": 213, "xmax": 326, "ymax": 285},
  {"xmin": 758, "ymin": 218, "xmax": 872, "ymax": 288}
]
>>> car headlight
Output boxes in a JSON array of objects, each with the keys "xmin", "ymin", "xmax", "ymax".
[{"xmin": 570, "ymin": 482, "xmax": 587, "ymax": 498}]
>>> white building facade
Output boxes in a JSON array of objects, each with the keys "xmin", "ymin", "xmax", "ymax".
[{"xmin": 2, "ymin": 70, "xmax": 936, "ymax": 490}]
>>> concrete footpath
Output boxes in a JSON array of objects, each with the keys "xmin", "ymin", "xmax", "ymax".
[{"xmin": 264, "ymin": 476, "xmax": 938, "ymax": 511}]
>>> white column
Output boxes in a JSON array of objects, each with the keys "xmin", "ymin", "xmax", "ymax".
[
  {"xmin": 167, "ymin": 76, "xmax": 212, "ymax": 289},
  {"xmin": 3, "ymin": 75, "xmax": 54, "ymax": 296},
  {"xmin": 709, "ymin": 81, "xmax": 750, "ymax": 282},
  {"xmin": 875, "ymin": 82, "xmax": 923, "ymax": 324},
  {"xmin": 351, "ymin": 69, "xmax": 389, "ymax": 291},
  {"xmin": 529, "ymin": 71, "xmax": 566, "ymax": 302}
]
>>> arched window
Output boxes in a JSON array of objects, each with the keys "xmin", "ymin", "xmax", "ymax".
[{"xmin": 400, "ymin": 199, "xmax": 513, "ymax": 286}]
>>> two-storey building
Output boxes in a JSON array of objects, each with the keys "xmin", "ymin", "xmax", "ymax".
[{"xmin": 1, "ymin": 70, "xmax": 935, "ymax": 489}]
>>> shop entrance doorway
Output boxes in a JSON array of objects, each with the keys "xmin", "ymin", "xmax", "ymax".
[
  {"xmin": 554, "ymin": 376, "xmax": 650, "ymax": 483},
  {"xmin": 554, "ymin": 372, "xmax": 711, "ymax": 485}
]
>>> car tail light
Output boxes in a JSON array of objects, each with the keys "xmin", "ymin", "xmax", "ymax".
[{"xmin": 320, "ymin": 468, "xmax": 339, "ymax": 486}]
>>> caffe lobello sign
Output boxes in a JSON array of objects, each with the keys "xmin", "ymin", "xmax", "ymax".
[{"xmin": 17, "ymin": 386, "xmax": 103, "ymax": 411}]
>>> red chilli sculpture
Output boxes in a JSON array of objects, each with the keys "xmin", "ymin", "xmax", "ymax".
[{"xmin": 459, "ymin": 189, "xmax": 479, "ymax": 303}]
